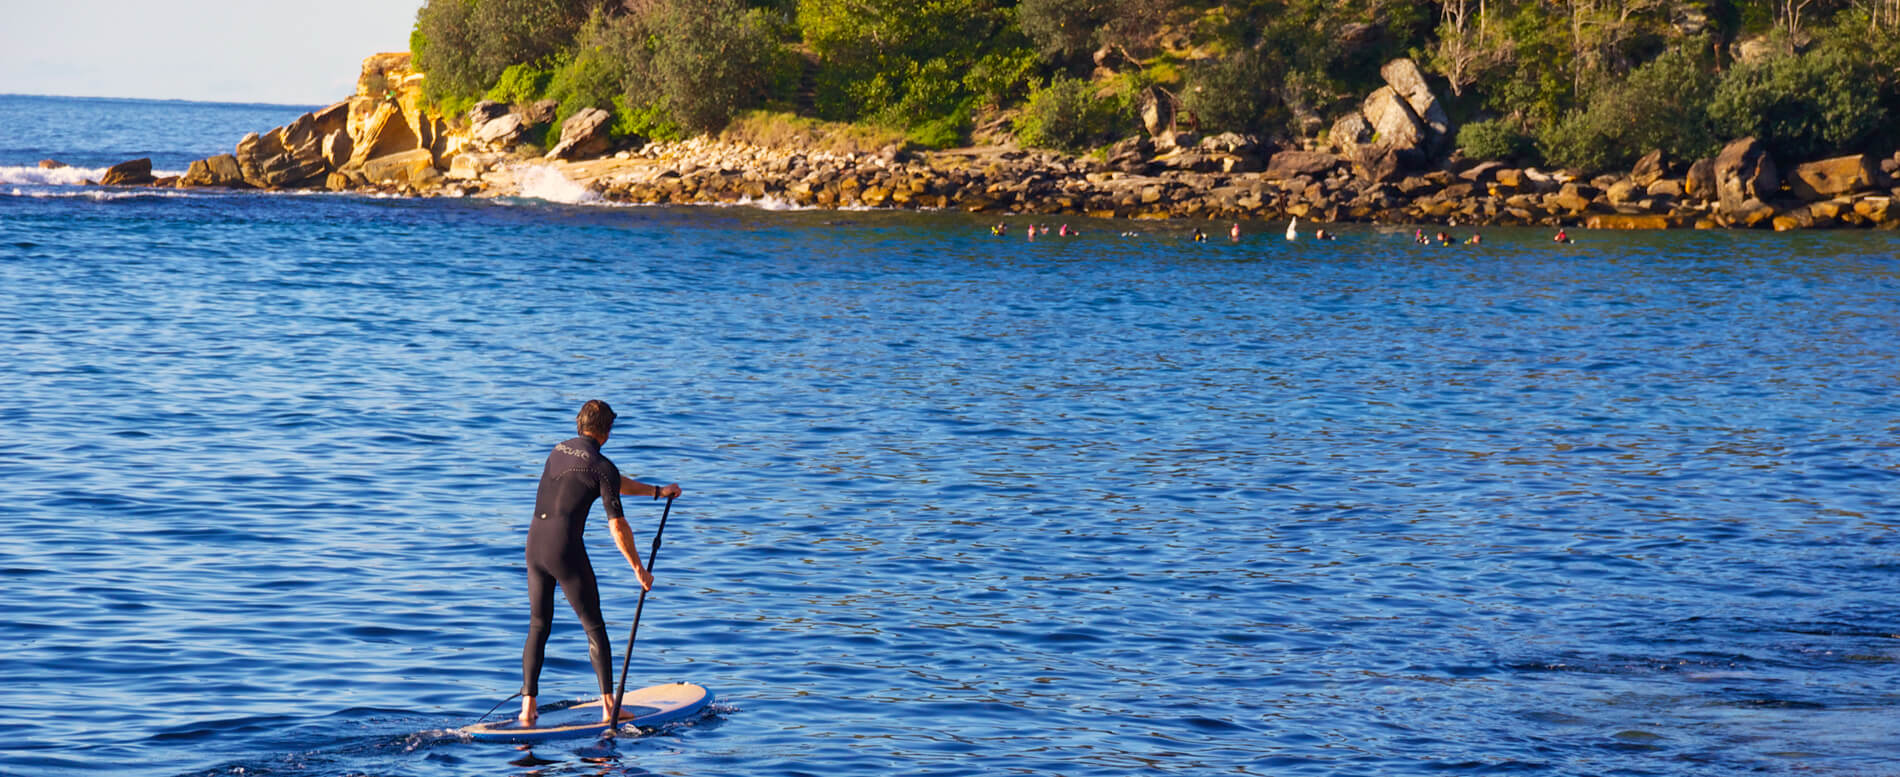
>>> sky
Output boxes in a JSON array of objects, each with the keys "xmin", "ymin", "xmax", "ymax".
[{"xmin": 0, "ymin": 0, "xmax": 425, "ymax": 106}]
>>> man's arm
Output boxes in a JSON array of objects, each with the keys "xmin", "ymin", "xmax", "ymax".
[
  {"xmin": 608, "ymin": 514, "xmax": 654, "ymax": 591},
  {"xmin": 618, "ymin": 475, "xmax": 682, "ymax": 500}
]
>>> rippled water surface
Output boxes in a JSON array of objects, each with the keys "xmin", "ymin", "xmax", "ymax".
[{"xmin": 3, "ymin": 101, "xmax": 1899, "ymax": 777}]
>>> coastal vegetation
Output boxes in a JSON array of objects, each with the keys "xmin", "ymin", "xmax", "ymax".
[
  {"xmin": 148, "ymin": 1, "xmax": 1899, "ymax": 231},
  {"xmin": 408, "ymin": 0, "xmax": 1900, "ymax": 173}
]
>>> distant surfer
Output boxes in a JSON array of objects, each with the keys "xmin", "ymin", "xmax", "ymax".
[{"xmin": 519, "ymin": 399, "xmax": 682, "ymax": 727}]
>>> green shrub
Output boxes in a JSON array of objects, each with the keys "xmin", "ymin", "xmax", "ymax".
[
  {"xmin": 1016, "ymin": 75, "xmax": 1124, "ymax": 152},
  {"xmin": 637, "ymin": 1, "xmax": 793, "ymax": 133},
  {"xmin": 1181, "ymin": 50, "xmax": 1274, "ymax": 135},
  {"xmin": 613, "ymin": 95, "xmax": 685, "ymax": 143},
  {"xmin": 1536, "ymin": 46, "xmax": 1719, "ymax": 173},
  {"xmin": 965, "ymin": 47, "xmax": 1042, "ymax": 109},
  {"xmin": 874, "ymin": 58, "xmax": 967, "ymax": 128},
  {"xmin": 1018, "ymin": 0, "xmax": 1172, "ymax": 66},
  {"xmin": 486, "ymin": 62, "xmax": 558, "ymax": 106},
  {"xmin": 1018, "ymin": 0, "xmax": 1099, "ymax": 59},
  {"xmin": 546, "ymin": 46, "xmax": 626, "ymax": 126},
  {"xmin": 907, "ymin": 110, "xmax": 972, "ymax": 149},
  {"xmin": 1456, "ymin": 119, "xmax": 1535, "ymax": 162},
  {"xmin": 412, "ymin": 0, "xmax": 596, "ymax": 103},
  {"xmin": 1708, "ymin": 40, "xmax": 1891, "ymax": 162},
  {"xmin": 799, "ymin": 0, "xmax": 1016, "ymax": 136}
]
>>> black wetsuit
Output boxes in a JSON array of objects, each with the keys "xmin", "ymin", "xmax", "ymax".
[{"xmin": 521, "ymin": 435, "xmax": 626, "ymax": 699}]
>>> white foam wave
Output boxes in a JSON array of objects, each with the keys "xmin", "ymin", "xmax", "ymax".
[
  {"xmin": 1, "ymin": 164, "xmax": 188, "ymax": 186},
  {"xmin": 730, "ymin": 194, "xmax": 812, "ymax": 212},
  {"xmin": 512, "ymin": 164, "xmax": 599, "ymax": 205},
  {"xmin": 1, "ymin": 165, "xmax": 107, "ymax": 185},
  {"xmin": 4, "ymin": 186, "xmax": 196, "ymax": 200}
]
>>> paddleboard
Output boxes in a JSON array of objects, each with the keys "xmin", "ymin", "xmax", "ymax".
[{"xmin": 462, "ymin": 682, "xmax": 712, "ymax": 743}]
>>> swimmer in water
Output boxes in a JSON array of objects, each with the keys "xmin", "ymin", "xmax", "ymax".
[
  {"xmin": 1466, "ymin": 233, "xmax": 1482, "ymax": 245},
  {"xmin": 1554, "ymin": 228, "xmax": 1573, "ymax": 244},
  {"xmin": 1315, "ymin": 228, "xmax": 1334, "ymax": 240},
  {"xmin": 1229, "ymin": 223, "xmax": 1241, "ymax": 241},
  {"xmin": 1192, "ymin": 228, "xmax": 1207, "ymax": 242}
]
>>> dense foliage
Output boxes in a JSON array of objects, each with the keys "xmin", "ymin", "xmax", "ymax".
[
  {"xmin": 1015, "ymin": 75, "xmax": 1130, "ymax": 151},
  {"xmin": 409, "ymin": 0, "xmax": 1900, "ymax": 167}
]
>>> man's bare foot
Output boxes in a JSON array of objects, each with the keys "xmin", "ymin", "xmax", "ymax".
[
  {"xmin": 518, "ymin": 695, "xmax": 537, "ymax": 727},
  {"xmin": 599, "ymin": 695, "xmax": 633, "ymax": 724}
]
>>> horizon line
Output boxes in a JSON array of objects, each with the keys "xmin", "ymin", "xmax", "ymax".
[{"xmin": 0, "ymin": 91, "xmax": 332, "ymax": 110}]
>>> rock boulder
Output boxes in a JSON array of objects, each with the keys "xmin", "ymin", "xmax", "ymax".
[
  {"xmin": 1788, "ymin": 154, "xmax": 1876, "ymax": 200},
  {"xmin": 1379, "ymin": 58, "xmax": 1451, "ymax": 151},
  {"xmin": 347, "ymin": 101, "xmax": 423, "ymax": 170},
  {"xmin": 1631, "ymin": 149, "xmax": 1667, "ymax": 187},
  {"xmin": 473, "ymin": 113, "xmax": 528, "ymax": 150},
  {"xmin": 321, "ymin": 130, "xmax": 353, "ymax": 171},
  {"xmin": 469, "ymin": 100, "xmax": 510, "ymax": 125},
  {"xmin": 546, "ymin": 107, "xmax": 614, "ymax": 161},
  {"xmin": 1714, "ymin": 138, "xmax": 1778, "ymax": 215},
  {"xmin": 1138, "ymin": 86, "xmax": 1175, "ymax": 139},
  {"xmin": 100, "ymin": 157, "xmax": 154, "ymax": 186},
  {"xmin": 180, "ymin": 154, "xmax": 245, "ymax": 187},
  {"xmin": 361, "ymin": 148, "xmax": 438, "ymax": 187},
  {"xmin": 1264, "ymin": 150, "xmax": 1341, "ymax": 180},
  {"xmin": 236, "ymin": 116, "xmax": 329, "ymax": 189},
  {"xmin": 1106, "ymin": 135, "xmax": 1154, "ymax": 173},
  {"xmin": 523, "ymin": 99, "xmax": 559, "ymax": 127},
  {"xmin": 1362, "ymin": 87, "xmax": 1424, "ymax": 154},
  {"xmin": 313, "ymin": 101, "xmax": 350, "ymax": 139},
  {"xmin": 1330, "ymin": 112, "xmax": 1372, "ymax": 160},
  {"xmin": 1685, "ymin": 157, "xmax": 1716, "ymax": 201}
]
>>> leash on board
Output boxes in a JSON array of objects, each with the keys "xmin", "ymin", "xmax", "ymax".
[{"xmin": 474, "ymin": 691, "xmax": 524, "ymax": 727}]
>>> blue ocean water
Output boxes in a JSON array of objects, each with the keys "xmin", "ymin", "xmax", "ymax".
[{"xmin": 2, "ymin": 96, "xmax": 1898, "ymax": 777}]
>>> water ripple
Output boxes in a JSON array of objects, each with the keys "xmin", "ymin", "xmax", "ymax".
[{"xmin": 1, "ymin": 191, "xmax": 1897, "ymax": 777}]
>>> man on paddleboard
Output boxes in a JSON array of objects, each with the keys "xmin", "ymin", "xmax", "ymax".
[{"xmin": 520, "ymin": 399, "xmax": 682, "ymax": 726}]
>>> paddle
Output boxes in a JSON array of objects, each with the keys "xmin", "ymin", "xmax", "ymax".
[{"xmin": 605, "ymin": 495, "xmax": 674, "ymax": 733}]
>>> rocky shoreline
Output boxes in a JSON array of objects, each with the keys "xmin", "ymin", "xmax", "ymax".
[{"xmin": 90, "ymin": 52, "xmax": 1900, "ymax": 231}]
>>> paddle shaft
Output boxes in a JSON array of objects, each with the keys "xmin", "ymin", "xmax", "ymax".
[{"xmin": 607, "ymin": 496, "xmax": 672, "ymax": 729}]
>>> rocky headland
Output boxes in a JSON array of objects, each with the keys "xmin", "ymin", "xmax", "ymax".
[{"xmin": 109, "ymin": 53, "xmax": 1900, "ymax": 230}]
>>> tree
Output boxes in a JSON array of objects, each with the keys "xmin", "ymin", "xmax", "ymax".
[
  {"xmin": 629, "ymin": 0, "xmax": 792, "ymax": 132},
  {"xmin": 413, "ymin": 0, "xmax": 604, "ymax": 102},
  {"xmin": 1709, "ymin": 37, "xmax": 1892, "ymax": 161},
  {"xmin": 1536, "ymin": 45, "xmax": 1719, "ymax": 172},
  {"xmin": 1432, "ymin": 0, "xmax": 1512, "ymax": 97},
  {"xmin": 796, "ymin": 0, "xmax": 1020, "ymax": 132},
  {"xmin": 1018, "ymin": 0, "xmax": 1178, "ymax": 65}
]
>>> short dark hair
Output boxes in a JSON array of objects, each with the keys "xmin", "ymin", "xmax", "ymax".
[{"xmin": 576, "ymin": 399, "xmax": 616, "ymax": 436}]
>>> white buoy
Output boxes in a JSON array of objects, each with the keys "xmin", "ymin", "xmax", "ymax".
[{"xmin": 1285, "ymin": 217, "xmax": 1298, "ymax": 240}]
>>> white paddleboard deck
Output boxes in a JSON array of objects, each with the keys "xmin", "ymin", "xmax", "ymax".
[{"xmin": 462, "ymin": 682, "xmax": 712, "ymax": 743}]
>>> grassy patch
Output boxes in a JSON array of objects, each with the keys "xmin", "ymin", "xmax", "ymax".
[{"xmin": 720, "ymin": 111, "xmax": 914, "ymax": 154}]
